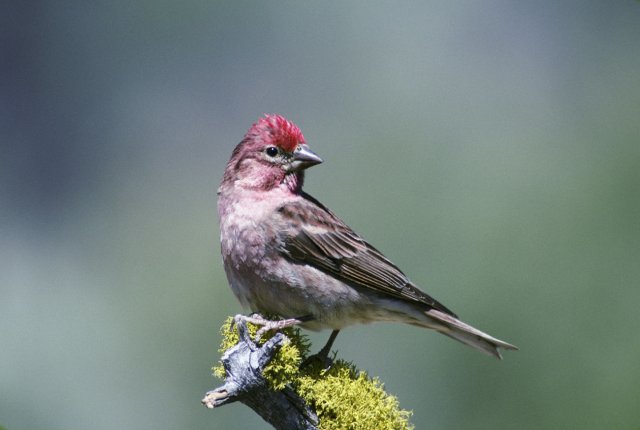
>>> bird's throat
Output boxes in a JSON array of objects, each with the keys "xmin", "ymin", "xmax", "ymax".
[{"xmin": 283, "ymin": 171, "xmax": 304, "ymax": 193}]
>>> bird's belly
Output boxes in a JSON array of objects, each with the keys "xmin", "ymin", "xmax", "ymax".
[
  {"xmin": 225, "ymin": 258, "xmax": 411, "ymax": 331},
  {"xmin": 220, "ymin": 213, "xmax": 420, "ymax": 330}
]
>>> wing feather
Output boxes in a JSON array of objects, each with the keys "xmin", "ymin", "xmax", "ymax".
[{"xmin": 276, "ymin": 193, "xmax": 457, "ymax": 317}]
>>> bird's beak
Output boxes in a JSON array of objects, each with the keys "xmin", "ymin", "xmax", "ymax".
[{"xmin": 290, "ymin": 144, "xmax": 323, "ymax": 171}]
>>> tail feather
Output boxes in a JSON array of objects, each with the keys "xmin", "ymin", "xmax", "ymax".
[{"xmin": 425, "ymin": 309, "xmax": 518, "ymax": 359}]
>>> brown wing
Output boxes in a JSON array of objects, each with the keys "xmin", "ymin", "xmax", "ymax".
[{"xmin": 275, "ymin": 192, "xmax": 457, "ymax": 317}]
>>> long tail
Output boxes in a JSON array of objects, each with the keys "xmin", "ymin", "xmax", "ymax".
[{"xmin": 425, "ymin": 309, "xmax": 518, "ymax": 359}]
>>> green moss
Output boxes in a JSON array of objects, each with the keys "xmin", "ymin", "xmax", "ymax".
[
  {"xmin": 297, "ymin": 360, "xmax": 413, "ymax": 430},
  {"xmin": 212, "ymin": 316, "xmax": 311, "ymax": 390},
  {"xmin": 213, "ymin": 317, "xmax": 413, "ymax": 429}
]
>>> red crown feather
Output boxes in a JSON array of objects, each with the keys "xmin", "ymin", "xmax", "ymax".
[{"xmin": 245, "ymin": 114, "xmax": 305, "ymax": 152}]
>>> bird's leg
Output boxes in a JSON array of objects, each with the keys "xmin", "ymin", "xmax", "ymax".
[
  {"xmin": 254, "ymin": 317, "xmax": 306, "ymax": 340},
  {"xmin": 317, "ymin": 329, "xmax": 340, "ymax": 360},
  {"xmin": 232, "ymin": 313, "xmax": 269, "ymax": 328},
  {"xmin": 303, "ymin": 329, "xmax": 340, "ymax": 369},
  {"xmin": 233, "ymin": 313, "xmax": 314, "ymax": 341}
]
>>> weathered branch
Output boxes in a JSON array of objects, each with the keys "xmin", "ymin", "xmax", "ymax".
[
  {"xmin": 203, "ymin": 316, "xmax": 414, "ymax": 430},
  {"xmin": 202, "ymin": 319, "xmax": 319, "ymax": 430}
]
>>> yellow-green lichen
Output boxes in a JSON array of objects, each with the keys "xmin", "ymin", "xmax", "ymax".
[
  {"xmin": 298, "ymin": 360, "xmax": 413, "ymax": 430},
  {"xmin": 212, "ymin": 316, "xmax": 311, "ymax": 390},
  {"xmin": 213, "ymin": 316, "xmax": 413, "ymax": 429}
]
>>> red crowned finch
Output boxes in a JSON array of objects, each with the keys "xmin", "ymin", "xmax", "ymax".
[{"xmin": 218, "ymin": 114, "xmax": 517, "ymax": 358}]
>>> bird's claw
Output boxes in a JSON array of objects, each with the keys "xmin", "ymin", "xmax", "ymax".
[
  {"xmin": 232, "ymin": 314, "xmax": 306, "ymax": 342},
  {"xmin": 302, "ymin": 350, "xmax": 335, "ymax": 371}
]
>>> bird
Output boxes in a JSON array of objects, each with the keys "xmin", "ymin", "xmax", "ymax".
[{"xmin": 217, "ymin": 114, "xmax": 517, "ymax": 359}]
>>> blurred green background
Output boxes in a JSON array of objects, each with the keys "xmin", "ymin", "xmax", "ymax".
[{"xmin": 2, "ymin": 1, "xmax": 639, "ymax": 429}]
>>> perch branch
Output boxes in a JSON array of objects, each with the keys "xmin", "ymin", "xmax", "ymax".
[{"xmin": 202, "ymin": 318, "xmax": 319, "ymax": 430}]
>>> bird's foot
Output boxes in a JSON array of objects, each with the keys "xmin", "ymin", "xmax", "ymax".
[
  {"xmin": 233, "ymin": 313, "xmax": 310, "ymax": 342},
  {"xmin": 302, "ymin": 350, "xmax": 335, "ymax": 371},
  {"xmin": 302, "ymin": 329, "xmax": 340, "ymax": 370}
]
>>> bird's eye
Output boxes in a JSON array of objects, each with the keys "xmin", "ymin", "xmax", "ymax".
[{"xmin": 265, "ymin": 146, "xmax": 279, "ymax": 157}]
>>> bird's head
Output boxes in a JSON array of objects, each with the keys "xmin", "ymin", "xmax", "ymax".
[{"xmin": 221, "ymin": 114, "xmax": 323, "ymax": 192}]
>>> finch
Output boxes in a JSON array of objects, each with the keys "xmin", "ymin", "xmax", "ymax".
[{"xmin": 217, "ymin": 114, "xmax": 517, "ymax": 358}]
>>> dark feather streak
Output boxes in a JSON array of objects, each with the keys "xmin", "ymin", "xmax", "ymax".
[{"xmin": 275, "ymin": 193, "xmax": 457, "ymax": 317}]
